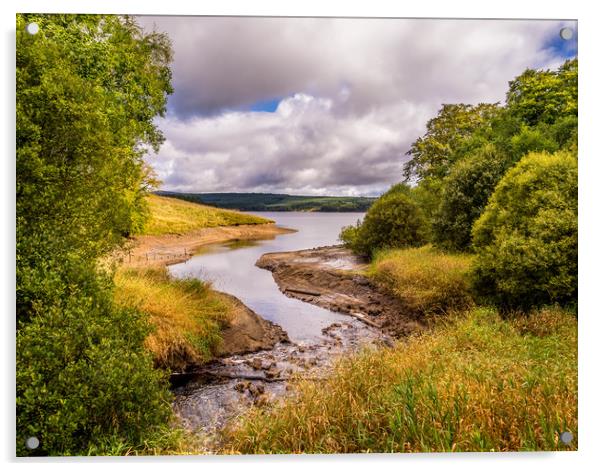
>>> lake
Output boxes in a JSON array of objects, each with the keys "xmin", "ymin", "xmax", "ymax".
[{"xmin": 169, "ymin": 212, "xmax": 364, "ymax": 342}]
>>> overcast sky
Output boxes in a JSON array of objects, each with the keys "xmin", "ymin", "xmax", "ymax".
[{"xmin": 138, "ymin": 16, "xmax": 577, "ymax": 196}]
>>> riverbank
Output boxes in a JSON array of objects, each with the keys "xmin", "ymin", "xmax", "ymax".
[
  {"xmin": 256, "ymin": 245, "xmax": 426, "ymax": 337},
  {"xmin": 115, "ymin": 221, "xmax": 295, "ymax": 366},
  {"xmin": 120, "ymin": 223, "xmax": 295, "ymax": 268}
]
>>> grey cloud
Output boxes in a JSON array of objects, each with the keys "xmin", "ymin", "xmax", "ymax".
[{"xmin": 138, "ymin": 17, "xmax": 576, "ymax": 195}]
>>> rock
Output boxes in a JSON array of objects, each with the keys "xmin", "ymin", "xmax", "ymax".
[{"xmin": 249, "ymin": 358, "xmax": 263, "ymax": 370}]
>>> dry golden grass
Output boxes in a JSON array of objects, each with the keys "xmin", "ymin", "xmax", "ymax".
[
  {"xmin": 114, "ymin": 267, "xmax": 234, "ymax": 370},
  {"xmin": 369, "ymin": 245, "xmax": 474, "ymax": 317},
  {"xmin": 222, "ymin": 306, "xmax": 577, "ymax": 453},
  {"xmin": 142, "ymin": 194, "xmax": 271, "ymax": 235}
]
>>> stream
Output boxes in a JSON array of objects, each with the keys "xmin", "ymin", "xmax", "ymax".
[{"xmin": 168, "ymin": 212, "xmax": 388, "ymax": 442}]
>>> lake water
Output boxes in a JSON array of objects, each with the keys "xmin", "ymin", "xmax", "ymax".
[{"xmin": 169, "ymin": 212, "xmax": 364, "ymax": 343}]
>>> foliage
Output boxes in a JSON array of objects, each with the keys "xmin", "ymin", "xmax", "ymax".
[
  {"xmin": 16, "ymin": 14, "xmax": 174, "ymax": 455},
  {"xmin": 141, "ymin": 194, "xmax": 271, "ymax": 235},
  {"xmin": 114, "ymin": 267, "xmax": 234, "ymax": 370},
  {"xmin": 369, "ymin": 246, "xmax": 473, "ymax": 317},
  {"xmin": 16, "ymin": 267, "xmax": 174, "ymax": 456},
  {"xmin": 471, "ymin": 150, "xmax": 578, "ymax": 309},
  {"xmin": 506, "ymin": 59, "xmax": 578, "ymax": 126},
  {"xmin": 403, "ymin": 103, "xmax": 501, "ymax": 182},
  {"xmin": 432, "ymin": 144, "xmax": 510, "ymax": 251},
  {"xmin": 339, "ymin": 188, "xmax": 428, "ymax": 257},
  {"xmin": 419, "ymin": 59, "xmax": 578, "ymax": 251},
  {"xmin": 223, "ymin": 306, "xmax": 577, "ymax": 453},
  {"xmin": 157, "ymin": 191, "xmax": 376, "ymax": 212}
]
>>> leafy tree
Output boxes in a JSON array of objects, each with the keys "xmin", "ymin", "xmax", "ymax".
[
  {"xmin": 340, "ymin": 188, "xmax": 428, "ymax": 257},
  {"xmin": 471, "ymin": 150, "xmax": 577, "ymax": 310},
  {"xmin": 403, "ymin": 103, "xmax": 501, "ymax": 182},
  {"xmin": 506, "ymin": 59, "xmax": 577, "ymax": 126},
  {"xmin": 16, "ymin": 14, "xmax": 174, "ymax": 455},
  {"xmin": 432, "ymin": 144, "xmax": 510, "ymax": 251}
]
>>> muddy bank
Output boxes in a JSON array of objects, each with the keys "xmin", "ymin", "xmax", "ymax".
[
  {"xmin": 257, "ymin": 245, "xmax": 426, "ymax": 338},
  {"xmin": 119, "ymin": 223, "xmax": 295, "ymax": 268},
  {"xmin": 215, "ymin": 292, "xmax": 289, "ymax": 358}
]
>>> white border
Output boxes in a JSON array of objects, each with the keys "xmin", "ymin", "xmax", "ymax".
[{"xmin": 2, "ymin": 1, "xmax": 600, "ymax": 470}]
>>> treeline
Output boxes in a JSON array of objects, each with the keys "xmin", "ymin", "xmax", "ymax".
[
  {"xmin": 156, "ymin": 191, "xmax": 376, "ymax": 212},
  {"xmin": 16, "ymin": 15, "xmax": 176, "ymax": 455},
  {"xmin": 341, "ymin": 58, "xmax": 577, "ymax": 311}
]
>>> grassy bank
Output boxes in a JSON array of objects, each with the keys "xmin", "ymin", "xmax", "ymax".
[
  {"xmin": 142, "ymin": 194, "xmax": 271, "ymax": 235},
  {"xmin": 114, "ymin": 267, "xmax": 234, "ymax": 370},
  {"xmin": 369, "ymin": 246, "xmax": 474, "ymax": 317},
  {"xmin": 223, "ymin": 306, "xmax": 577, "ymax": 453}
]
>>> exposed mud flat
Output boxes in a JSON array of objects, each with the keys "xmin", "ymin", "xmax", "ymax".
[
  {"xmin": 257, "ymin": 245, "xmax": 426, "ymax": 338},
  {"xmin": 215, "ymin": 292, "xmax": 290, "ymax": 357}
]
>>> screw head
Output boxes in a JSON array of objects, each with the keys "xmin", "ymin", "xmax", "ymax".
[
  {"xmin": 560, "ymin": 431, "xmax": 573, "ymax": 445},
  {"xmin": 25, "ymin": 436, "xmax": 39, "ymax": 450},
  {"xmin": 559, "ymin": 27, "xmax": 574, "ymax": 41},
  {"xmin": 26, "ymin": 23, "xmax": 39, "ymax": 35}
]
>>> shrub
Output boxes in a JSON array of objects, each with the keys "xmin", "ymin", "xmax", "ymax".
[
  {"xmin": 16, "ymin": 265, "xmax": 173, "ymax": 456},
  {"xmin": 370, "ymin": 246, "xmax": 473, "ymax": 316},
  {"xmin": 340, "ymin": 190, "xmax": 428, "ymax": 257},
  {"xmin": 432, "ymin": 145, "xmax": 510, "ymax": 251},
  {"xmin": 471, "ymin": 150, "xmax": 577, "ymax": 309}
]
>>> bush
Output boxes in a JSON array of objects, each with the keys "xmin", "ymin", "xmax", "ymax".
[
  {"xmin": 471, "ymin": 150, "xmax": 577, "ymax": 309},
  {"xmin": 433, "ymin": 145, "xmax": 510, "ymax": 251},
  {"xmin": 16, "ymin": 265, "xmax": 173, "ymax": 456},
  {"xmin": 369, "ymin": 246, "xmax": 473, "ymax": 316},
  {"xmin": 340, "ymin": 189, "xmax": 428, "ymax": 257}
]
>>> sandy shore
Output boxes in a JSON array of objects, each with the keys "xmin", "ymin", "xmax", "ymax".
[{"xmin": 119, "ymin": 223, "xmax": 295, "ymax": 268}]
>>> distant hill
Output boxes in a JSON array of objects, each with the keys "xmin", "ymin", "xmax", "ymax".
[{"xmin": 155, "ymin": 191, "xmax": 375, "ymax": 212}]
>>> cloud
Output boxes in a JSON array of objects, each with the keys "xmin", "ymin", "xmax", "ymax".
[{"xmin": 139, "ymin": 16, "xmax": 577, "ymax": 195}]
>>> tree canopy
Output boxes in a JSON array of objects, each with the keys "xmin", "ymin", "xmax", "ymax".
[{"xmin": 16, "ymin": 14, "xmax": 174, "ymax": 455}]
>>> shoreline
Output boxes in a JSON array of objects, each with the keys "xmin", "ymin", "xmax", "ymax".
[
  {"xmin": 257, "ymin": 245, "xmax": 426, "ymax": 338},
  {"xmin": 115, "ymin": 222, "xmax": 295, "ymax": 368},
  {"xmin": 119, "ymin": 223, "xmax": 296, "ymax": 268}
]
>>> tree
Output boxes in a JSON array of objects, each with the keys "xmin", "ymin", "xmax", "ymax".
[
  {"xmin": 506, "ymin": 59, "xmax": 577, "ymax": 126},
  {"xmin": 432, "ymin": 144, "xmax": 510, "ymax": 251},
  {"xmin": 16, "ymin": 14, "xmax": 174, "ymax": 455},
  {"xmin": 403, "ymin": 103, "xmax": 501, "ymax": 182},
  {"xmin": 471, "ymin": 150, "xmax": 577, "ymax": 310},
  {"xmin": 340, "ymin": 188, "xmax": 428, "ymax": 257}
]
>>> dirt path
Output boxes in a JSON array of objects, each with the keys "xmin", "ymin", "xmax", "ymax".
[{"xmin": 257, "ymin": 245, "xmax": 426, "ymax": 338}]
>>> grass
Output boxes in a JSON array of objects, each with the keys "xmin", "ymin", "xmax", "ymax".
[
  {"xmin": 114, "ymin": 267, "xmax": 234, "ymax": 370},
  {"xmin": 222, "ymin": 306, "xmax": 577, "ymax": 453},
  {"xmin": 141, "ymin": 194, "xmax": 271, "ymax": 235},
  {"xmin": 369, "ymin": 245, "xmax": 474, "ymax": 317}
]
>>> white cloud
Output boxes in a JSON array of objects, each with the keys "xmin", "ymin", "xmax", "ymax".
[{"xmin": 139, "ymin": 17, "xmax": 576, "ymax": 195}]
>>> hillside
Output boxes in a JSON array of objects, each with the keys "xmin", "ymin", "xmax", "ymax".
[
  {"xmin": 155, "ymin": 191, "xmax": 375, "ymax": 212},
  {"xmin": 141, "ymin": 194, "xmax": 272, "ymax": 235}
]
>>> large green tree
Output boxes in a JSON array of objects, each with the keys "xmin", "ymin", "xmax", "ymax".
[{"xmin": 16, "ymin": 14, "xmax": 174, "ymax": 455}]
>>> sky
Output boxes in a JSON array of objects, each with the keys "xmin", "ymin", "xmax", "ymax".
[{"xmin": 138, "ymin": 16, "xmax": 577, "ymax": 197}]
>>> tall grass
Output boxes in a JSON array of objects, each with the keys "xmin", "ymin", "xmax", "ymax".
[
  {"xmin": 114, "ymin": 267, "xmax": 233, "ymax": 370},
  {"xmin": 223, "ymin": 306, "xmax": 577, "ymax": 453},
  {"xmin": 142, "ymin": 194, "xmax": 271, "ymax": 235},
  {"xmin": 369, "ymin": 245, "xmax": 474, "ymax": 317}
]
